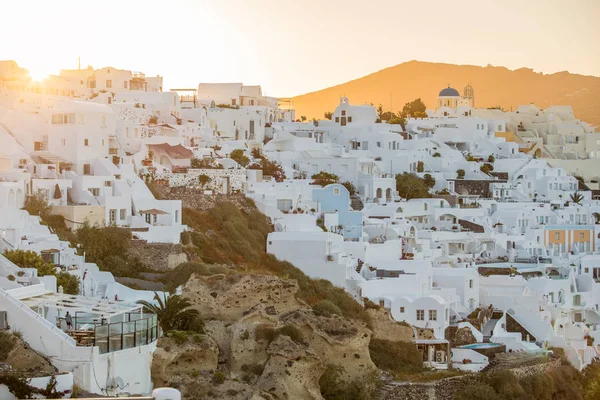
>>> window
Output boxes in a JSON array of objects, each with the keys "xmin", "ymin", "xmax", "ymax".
[
  {"xmin": 175, "ymin": 210, "xmax": 179, "ymax": 223},
  {"xmin": 232, "ymin": 99, "xmax": 237, "ymax": 106},
  {"xmin": 335, "ymin": 117, "xmax": 339, "ymax": 123},
  {"xmin": 341, "ymin": 110, "xmax": 346, "ymax": 116},
  {"xmin": 84, "ymin": 139, "xmax": 89, "ymax": 146},
  {"xmin": 106, "ymin": 80, "xmax": 112, "ymax": 88},
  {"xmin": 120, "ymin": 209, "xmax": 126, "ymax": 220},
  {"xmin": 400, "ymin": 307, "xmax": 405, "ymax": 313},
  {"xmin": 105, "ymin": 181, "xmax": 112, "ymax": 187},
  {"xmin": 580, "ymin": 233, "xmax": 585, "ymax": 239},
  {"xmin": 102, "ymin": 139, "xmax": 105, "ymax": 146},
  {"xmin": 333, "ymin": 188, "xmax": 340, "ymax": 195},
  {"xmin": 429, "ymin": 310, "xmax": 437, "ymax": 321},
  {"xmin": 379, "ymin": 299, "xmax": 385, "ymax": 307},
  {"xmin": 377, "ymin": 141, "xmax": 381, "ymax": 148},
  {"xmin": 107, "ymin": 97, "xmax": 112, "ymax": 104},
  {"xmin": 554, "ymin": 232, "xmax": 560, "ymax": 241},
  {"xmin": 109, "ymin": 209, "xmax": 116, "ymax": 224},
  {"xmin": 125, "ymin": 127, "xmax": 130, "ymax": 138},
  {"xmin": 124, "ymin": 81, "xmax": 128, "ymax": 89},
  {"xmin": 585, "ymin": 268, "xmax": 589, "ymax": 273},
  {"xmin": 89, "ymin": 80, "xmax": 96, "ymax": 89},
  {"xmin": 469, "ymin": 280, "xmax": 473, "ymax": 289},
  {"xmin": 61, "ymin": 138, "xmax": 66, "ymax": 146},
  {"xmin": 89, "ymin": 188, "xmax": 100, "ymax": 196},
  {"xmin": 416, "ymin": 309, "xmax": 424, "ymax": 321},
  {"xmin": 348, "ymin": 117, "xmax": 352, "ymax": 123}
]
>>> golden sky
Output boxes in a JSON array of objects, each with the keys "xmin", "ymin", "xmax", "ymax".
[{"xmin": 1, "ymin": 0, "xmax": 598, "ymax": 96}]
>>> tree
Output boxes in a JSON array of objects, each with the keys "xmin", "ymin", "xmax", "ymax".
[
  {"xmin": 488, "ymin": 155, "xmax": 495, "ymax": 163},
  {"xmin": 248, "ymin": 158, "xmax": 286, "ymax": 182},
  {"xmin": 593, "ymin": 212, "xmax": 600, "ymax": 224},
  {"xmin": 198, "ymin": 174, "xmax": 211, "ymax": 190},
  {"xmin": 432, "ymin": 152, "xmax": 441, "ymax": 157},
  {"xmin": 324, "ymin": 111, "xmax": 333, "ymax": 120},
  {"xmin": 570, "ymin": 191, "xmax": 584, "ymax": 204},
  {"xmin": 388, "ymin": 116, "xmax": 407, "ymax": 130},
  {"xmin": 423, "ymin": 174, "xmax": 435, "ymax": 189},
  {"xmin": 56, "ymin": 271, "xmax": 80, "ymax": 295},
  {"xmin": 311, "ymin": 171, "xmax": 339, "ymax": 187},
  {"xmin": 229, "ymin": 149, "xmax": 250, "ymax": 167},
  {"xmin": 4, "ymin": 250, "xmax": 56, "ymax": 276},
  {"xmin": 400, "ymin": 98, "xmax": 427, "ymax": 118},
  {"xmin": 457, "ymin": 169, "xmax": 466, "ymax": 179},
  {"xmin": 24, "ymin": 190, "xmax": 52, "ymax": 218},
  {"xmin": 3, "ymin": 251, "xmax": 79, "ymax": 294},
  {"xmin": 417, "ymin": 161, "xmax": 424, "ymax": 173},
  {"xmin": 341, "ymin": 181, "xmax": 357, "ymax": 196},
  {"xmin": 301, "ymin": 116, "xmax": 307, "ymax": 122},
  {"xmin": 395, "ymin": 173, "xmax": 432, "ymax": 200},
  {"xmin": 376, "ymin": 104, "xmax": 384, "ymax": 120},
  {"xmin": 380, "ymin": 111, "xmax": 396, "ymax": 121},
  {"xmin": 137, "ymin": 292, "xmax": 202, "ymax": 333}
]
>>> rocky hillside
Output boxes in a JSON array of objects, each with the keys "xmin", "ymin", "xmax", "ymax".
[
  {"xmin": 152, "ymin": 273, "xmax": 380, "ymax": 400},
  {"xmin": 291, "ymin": 61, "xmax": 600, "ymax": 126}
]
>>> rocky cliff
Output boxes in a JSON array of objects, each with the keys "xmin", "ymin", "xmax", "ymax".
[{"xmin": 151, "ymin": 273, "xmax": 380, "ymax": 400}]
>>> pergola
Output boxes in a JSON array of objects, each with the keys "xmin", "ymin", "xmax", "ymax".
[{"xmin": 19, "ymin": 292, "xmax": 142, "ymax": 321}]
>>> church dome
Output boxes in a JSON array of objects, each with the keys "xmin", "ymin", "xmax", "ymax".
[{"xmin": 439, "ymin": 86, "xmax": 460, "ymax": 97}]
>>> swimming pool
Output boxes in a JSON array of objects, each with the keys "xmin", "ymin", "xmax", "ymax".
[
  {"xmin": 460, "ymin": 343, "xmax": 503, "ymax": 349},
  {"xmin": 476, "ymin": 263, "xmax": 542, "ymax": 270}
]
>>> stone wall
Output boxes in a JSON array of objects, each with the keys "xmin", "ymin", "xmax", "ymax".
[
  {"xmin": 153, "ymin": 187, "xmax": 258, "ymax": 214},
  {"xmin": 458, "ymin": 219, "xmax": 484, "ymax": 233},
  {"xmin": 447, "ymin": 178, "xmax": 507, "ymax": 198},
  {"xmin": 127, "ymin": 240, "xmax": 187, "ymax": 271},
  {"xmin": 156, "ymin": 169, "xmax": 246, "ymax": 192},
  {"xmin": 380, "ymin": 358, "xmax": 562, "ymax": 400}
]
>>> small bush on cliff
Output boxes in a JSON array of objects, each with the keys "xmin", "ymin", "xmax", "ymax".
[
  {"xmin": 319, "ymin": 364, "xmax": 376, "ymax": 400},
  {"xmin": 454, "ymin": 384, "xmax": 500, "ymax": 400},
  {"xmin": 275, "ymin": 325, "xmax": 305, "ymax": 344},
  {"xmin": 312, "ymin": 300, "xmax": 343, "ymax": 317},
  {"xmin": 368, "ymin": 339, "xmax": 422, "ymax": 374},
  {"xmin": 0, "ymin": 330, "xmax": 16, "ymax": 361}
]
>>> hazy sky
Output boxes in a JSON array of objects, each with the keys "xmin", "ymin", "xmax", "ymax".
[{"xmin": 2, "ymin": 0, "xmax": 598, "ymax": 96}]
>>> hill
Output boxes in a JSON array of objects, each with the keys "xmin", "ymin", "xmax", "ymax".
[{"xmin": 291, "ymin": 61, "xmax": 600, "ymax": 126}]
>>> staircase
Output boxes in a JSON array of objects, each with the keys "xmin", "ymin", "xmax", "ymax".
[
  {"xmin": 482, "ymin": 318, "xmax": 499, "ymax": 342},
  {"xmin": 96, "ymin": 283, "xmax": 108, "ymax": 299},
  {"xmin": 350, "ymin": 195, "xmax": 363, "ymax": 211}
]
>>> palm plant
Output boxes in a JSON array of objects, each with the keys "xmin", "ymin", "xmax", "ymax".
[
  {"xmin": 570, "ymin": 191, "xmax": 584, "ymax": 205},
  {"xmin": 137, "ymin": 292, "xmax": 201, "ymax": 333}
]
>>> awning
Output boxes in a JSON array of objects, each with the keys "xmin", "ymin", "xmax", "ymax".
[{"xmin": 139, "ymin": 208, "xmax": 169, "ymax": 215}]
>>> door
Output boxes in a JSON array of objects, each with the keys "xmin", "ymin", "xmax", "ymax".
[{"xmin": 341, "ymin": 117, "xmax": 347, "ymax": 126}]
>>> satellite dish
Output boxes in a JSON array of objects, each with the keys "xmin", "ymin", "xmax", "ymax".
[{"xmin": 115, "ymin": 376, "xmax": 125, "ymax": 389}]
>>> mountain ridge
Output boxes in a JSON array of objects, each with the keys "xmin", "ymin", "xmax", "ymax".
[{"xmin": 290, "ymin": 61, "xmax": 600, "ymax": 126}]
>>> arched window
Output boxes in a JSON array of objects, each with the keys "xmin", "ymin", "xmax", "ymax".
[{"xmin": 376, "ymin": 188, "xmax": 382, "ymax": 199}]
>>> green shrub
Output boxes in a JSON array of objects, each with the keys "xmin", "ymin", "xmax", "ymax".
[
  {"xmin": 454, "ymin": 383, "xmax": 500, "ymax": 400},
  {"xmin": 212, "ymin": 372, "xmax": 225, "ymax": 385},
  {"xmin": 169, "ymin": 330, "xmax": 189, "ymax": 345},
  {"xmin": 319, "ymin": 364, "xmax": 377, "ymax": 400},
  {"xmin": 368, "ymin": 339, "xmax": 422, "ymax": 374},
  {"xmin": 0, "ymin": 330, "xmax": 16, "ymax": 361},
  {"xmin": 275, "ymin": 325, "xmax": 304, "ymax": 344},
  {"xmin": 312, "ymin": 300, "xmax": 343, "ymax": 317}
]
